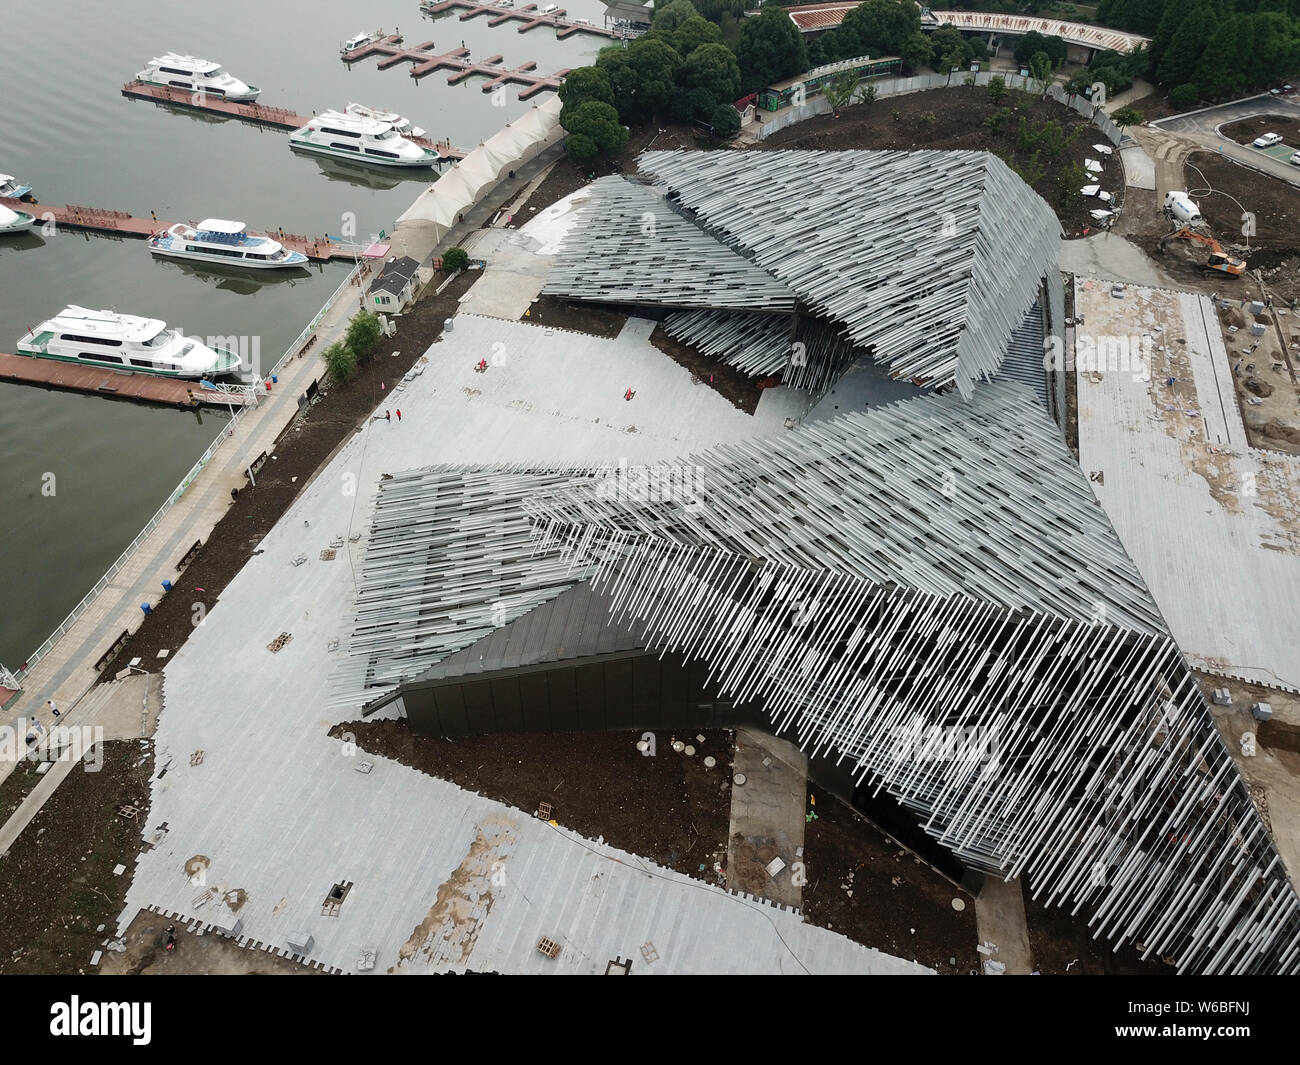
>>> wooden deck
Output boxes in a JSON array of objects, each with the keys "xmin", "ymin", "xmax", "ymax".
[
  {"xmin": 342, "ymin": 34, "xmax": 568, "ymax": 98},
  {"xmin": 0, "ymin": 351, "xmax": 256, "ymax": 408},
  {"xmin": 421, "ymin": 0, "xmax": 629, "ymax": 39},
  {"xmin": 2, "ymin": 195, "xmax": 370, "ymax": 263},
  {"xmin": 120, "ymin": 81, "xmax": 465, "ymax": 159}
]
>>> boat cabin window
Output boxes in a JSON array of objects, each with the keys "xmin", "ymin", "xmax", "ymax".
[
  {"xmin": 129, "ymin": 358, "xmax": 154, "ymax": 368},
  {"xmin": 320, "ymin": 126, "xmax": 361, "ymax": 138},
  {"xmin": 365, "ymin": 149, "xmax": 399, "ymax": 159},
  {"xmin": 160, "ymin": 66, "xmax": 192, "ymax": 76},
  {"xmin": 61, "ymin": 333, "xmax": 122, "ymax": 346},
  {"xmin": 331, "ymin": 142, "xmax": 361, "ymax": 152},
  {"xmin": 87, "ymin": 352, "xmax": 123, "ymax": 364}
]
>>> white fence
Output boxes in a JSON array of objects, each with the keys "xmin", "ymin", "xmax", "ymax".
[
  {"xmin": 15, "ymin": 260, "xmax": 363, "ymax": 683},
  {"xmin": 756, "ymin": 70, "xmax": 1126, "ymax": 146}
]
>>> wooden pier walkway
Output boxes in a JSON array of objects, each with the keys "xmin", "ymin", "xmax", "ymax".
[
  {"xmin": 2, "ymin": 195, "xmax": 370, "ymax": 263},
  {"xmin": 342, "ymin": 34, "xmax": 568, "ymax": 98},
  {"xmin": 421, "ymin": 0, "xmax": 629, "ymax": 40},
  {"xmin": 120, "ymin": 81, "xmax": 465, "ymax": 159},
  {"xmin": 0, "ymin": 351, "xmax": 256, "ymax": 408}
]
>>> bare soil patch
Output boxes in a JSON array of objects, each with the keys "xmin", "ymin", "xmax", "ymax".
[
  {"xmin": 1219, "ymin": 113, "xmax": 1300, "ymax": 148},
  {"xmin": 102, "ymin": 909, "xmax": 325, "ymax": 975},
  {"xmin": 0, "ymin": 740, "xmax": 152, "ymax": 974},
  {"xmin": 800, "ymin": 784, "xmax": 977, "ymax": 974},
  {"xmin": 524, "ymin": 293, "xmax": 627, "ymax": 338},
  {"xmin": 1021, "ymin": 879, "xmax": 1177, "ymax": 974},
  {"xmin": 331, "ymin": 721, "xmax": 736, "ymax": 886},
  {"xmin": 649, "ymin": 324, "xmax": 765, "ymax": 415},
  {"xmin": 757, "ymin": 86, "xmax": 1120, "ymax": 236}
]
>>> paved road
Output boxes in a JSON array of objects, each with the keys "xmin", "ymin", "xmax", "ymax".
[{"xmin": 1153, "ymin": 95, "xmax": 1300, "ymax": 188}]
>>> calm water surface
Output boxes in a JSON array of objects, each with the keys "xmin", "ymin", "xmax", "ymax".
[{"xmin": 0, "ymin": 0, "xmax": 607, "ymax": 664}]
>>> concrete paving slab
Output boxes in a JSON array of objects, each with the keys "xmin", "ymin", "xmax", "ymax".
[
  {"xmin": 726, "ymin": 728, "xmax": 808, "ymax": 910},
  {"xmin": 974, "ymin": 876, "xmax": 1033, "ymax": 975}
]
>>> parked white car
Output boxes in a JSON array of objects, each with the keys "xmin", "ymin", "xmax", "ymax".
[
  {"xmin": 1253, "ymin": 132, "xmax": 1283, "ymax": 148},
  {"xmin": 1290, "ymin": 150, "xmax": 1300, "ymax": 166}
]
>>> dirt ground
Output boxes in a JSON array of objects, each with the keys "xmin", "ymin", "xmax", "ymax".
[
  {"xmin": 1219, "ymin": 113, "xmax": 1300, "ymax": 148},
  {"xmin": 758, "ymin": 86, "xmax": 1120, "ymax": 236},
  {"xmin": 523, "ymin": 293, "xmax": 627, "ymax": 338},
  {"xmin": 0, "ymin": 757, "xmax": 43, "ymax": 825},
  {"xmin": 649, "ymin": 325, "xmax": 765, "ymax": 414},
  {"xmin": 1021, "ymin": 881, "xmax": 1177, "ymax": 974},
  {"xmin": 1187, "ymin": 151, "xmax": 1300, "ymax": 283},
  {"xmin": 800, "ymin": 784, "xmax": 978, "ymax": 974},
  {"xmin": 331, "ymin": 722, "xmax": 736, "ymax": 886},
  {"xmin": 1122, "ymin": 89, "xmax": 1179, "ymax": 124},
  {"xmin": 0, "ymin": 740, "xmax": 152, "ymax": 975},
  {"xmin": 102, "ymin": 909, "xmax": 324, "ymax": 975},
  {"xmin": 96, "ymin": 270, "xmax": 481, "ymax": 678}
]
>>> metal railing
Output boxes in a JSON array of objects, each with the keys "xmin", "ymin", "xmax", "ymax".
[{"xmin": 15, "ymin": 260, "xmax": 363, "ymax": 684}]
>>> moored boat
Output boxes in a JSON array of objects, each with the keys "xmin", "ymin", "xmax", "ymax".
[
  {"xmin": 0, "ymin": 203, "xmax": 35, "ymax": 235},
  {"xmin": 148, "ymin": 219, "xmax": 309, "ymax": 269},
  {"xmin": 345, "ymin": 102, "xmax": 427, "ymax": 139},
  {"xmin": 288, "ymin": 110, "xmax": 440, "ymax": 168},
  {"xmin": 0, "ymin": 173, "xmax": 32, "ymax": 200},
  {"xmin": 16, "ymin": 306, "xmax": 242, "ymax": 378},
  {"xmin": 135, "ymin": 53, "xmax": 260, "ymax": 102}
]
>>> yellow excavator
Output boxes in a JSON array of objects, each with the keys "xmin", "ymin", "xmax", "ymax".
[{"xmin": 1158, "ymin": 226, "xmax": 1247, "ymax": 277}]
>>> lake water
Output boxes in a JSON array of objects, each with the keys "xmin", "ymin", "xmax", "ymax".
[{"xmin": 0, "ymin": 0, "xmax": 609, "ymax": 665}]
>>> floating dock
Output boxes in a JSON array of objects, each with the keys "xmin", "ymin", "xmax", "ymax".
[
  {"xmin": 120, "ymin": 81, "xmax": 465, "ymax": 159},
  {"xmin": 342, "ymin": 34, "xmax": 568, "ymax": 98},
  {"xmin": 2, "ymin": 195, "xmax": 367, "ymax": 263},
  {"xmin": 0, "ymin": 352, "xmax": 256, "ymax": 408},
  {"xmin": 421, "ymin": 0, "xmax": 629, "ymax": 39}
]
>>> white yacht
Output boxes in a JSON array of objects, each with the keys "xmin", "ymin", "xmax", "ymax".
[
  {"xmin": 148, "ymin": 219, "xmax": 309, "ymax": 269},
  {"xmin": 345, "ymin": 102, "xmax": 426, "ymax": 139},
  {"xmin": 17, "ymin": 306, "xmax": 242, "ymax": 378},
  {"xmin": 341, "ymin": 30, "xmax": 382, "ymax": 54},
  {"xmin": 0, "ymin": 203, "xmax": 35, "ymax": 235},
  {"xmin": 135, "ymin": 54, "xmax": 260, "ymax": 102},
  {"xmin": 288, "ymin": 110, "xmax": 440, "ymax": 168},
  {"xmin": 0, "ymin": 173, "xmax": 32, "ymax": 199}
]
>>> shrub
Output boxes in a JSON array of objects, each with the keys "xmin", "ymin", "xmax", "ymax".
[
  {"xmin": 345, "ymin": 311, "xmax": 382, "ymax": 363},
  {"xmin": 1169, "ymin": 83, "xmax": 1200, "ymax": 110},
  {"xmin": 323, "ymin": 341, "xmax": 356, "ymax": 384},
  {"xmin": 710, "ymin": 103, "xmax": 741, "ymax": 139},
  {"xmin": 987, "ymin": 75, "xmax": 1007, "ymax": 102},
  {"xmin": 442, "ymin": 246, "xmax": 470, "ymax": 273}
]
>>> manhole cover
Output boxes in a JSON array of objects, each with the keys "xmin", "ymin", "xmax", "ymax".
[{"xmin": 952, "ymin": 898, "xmax": 966, "ymax": 911}]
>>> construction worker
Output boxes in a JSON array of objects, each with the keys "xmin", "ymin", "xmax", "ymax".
[{"xmin": 624, "ymin": 388, "xmax": 635, "ymax": 401}]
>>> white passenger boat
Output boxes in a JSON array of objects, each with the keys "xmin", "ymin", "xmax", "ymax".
[
  {"xmin": 16, "ymin": 306, "xmax": 242, "ymax": 378},
  {"xmin": 288, "ymin": 110, "xmax": 440, "ymax": 168},
  {"xmin": 345, "ymin": 102, "xmax": 426, "ymax": 139},
  {"xmin": 135, "ymin": 53, "xmax": 260, "ymax": 102},
  {"xmin": 341, "ymin": 30, "xmax": 382, "ymax": 54},
  {"xmin": 148, "ymin": 219, "xmax": 309, "ymax": 269},
  {"xmin": 0, "ymin": 173, "xmax": 32, "ymax": 199},
  {"xmin": 0, "ymin": 203, "xmax": 35, "ymax": 235}
]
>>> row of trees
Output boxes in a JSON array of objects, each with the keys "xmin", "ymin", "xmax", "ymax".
[
  {"xmin": 1099, "ymin": 0, "xmax": 1300, "ymax": 104},
  {"xmin": 323, "ymin": 310, "xmax": 384, "ymax": 383},
  {"xmin": 558, "ymin": 0, "xmax": 815, "ymax": 158}
]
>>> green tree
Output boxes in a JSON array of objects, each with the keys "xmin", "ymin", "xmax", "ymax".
[
  {"xmin": 442, "ymin": 246, "xmax": 469, "ymax": 272},
  {"xmin": 694, "ymin": 0, "xmax": 745, "ymax": 23},
  {"xmin": 1014, "ymin": 150, "xmax": 1047, "ymax": 188},
  {"xmin": 710, "ymin": 102, "xmax": 742, "ymax": 138},
  {"xmin": 899, "ymin": 31, "xmax": 934, "ymax": 74},
  {"xmin": 323, "ymin": 341, "xmax": 356, "ymax": 383},
  {"xmin": 680, "ymin": 42, "xmax": 742, "ymax": 104},
  {"xmin": 1156, "ymin": 0, "xmax": 1213, "ymax": 86},
  {"xmin": 598, "ymin": 37, "xmax": 684, "ymax": 118},
  {"xmin": 987, "ymin": 74, "xmax": 1008, "ymax": 102},
  {"xmin": 1195, "ymin": 15, "xmax": 1250, "ymax": 99},
  {"xmin": 558, "ymin": 66, "xmax": 615, "ymax": 123},
  {"xmin": 1014, "ymin": 31, "xmax": 1066, "ymax": 67},
  {"xmin": 345, "ymin": 311, "xmax": 382, "ymax": 362},
  {"xmin": 670, "ymin": 85, "xmax": 717, "ymax": 122},
  {"xmin": 929, "ymin": 25, "xmax": 967, "ymax": 66},
  {"xmin": 824, "ymin": 71, "xmax": 858, "ymax": 113},
  {"xmin": 1111, "ymin": 106, "xmax": 1144, "ymax": 129},
  {"xmin": 672, "ymin": 15, "xmax": 723, "ymax": 59},
  {"xmin": 1169, "ymin": 82, "xmax": 1200, "ymax": 109},
  {"xmin": 1029, "ymin": 51, "xmax": 1054, "ymax": 86},
  {"xmin": 1056, "ymin": 160, "xmax": 1088, "ymax": 208},
  {"xmin": 855, "ymin": 82, "xmax": 878, "ymax": 106},
  {"xmin": 651, "ymin": 0, "xmax": 700, "ymax": 35},
  {"xmin": 562, "ymin": 100, "xmax": 629, "ymax": 163},
  {"xmin": 841, "ymin": 0, "xmax": 922, "ymax": 57},
  {"xmin": 735, "ymin": 5, "xmax": 809, "ymax": 94}
]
